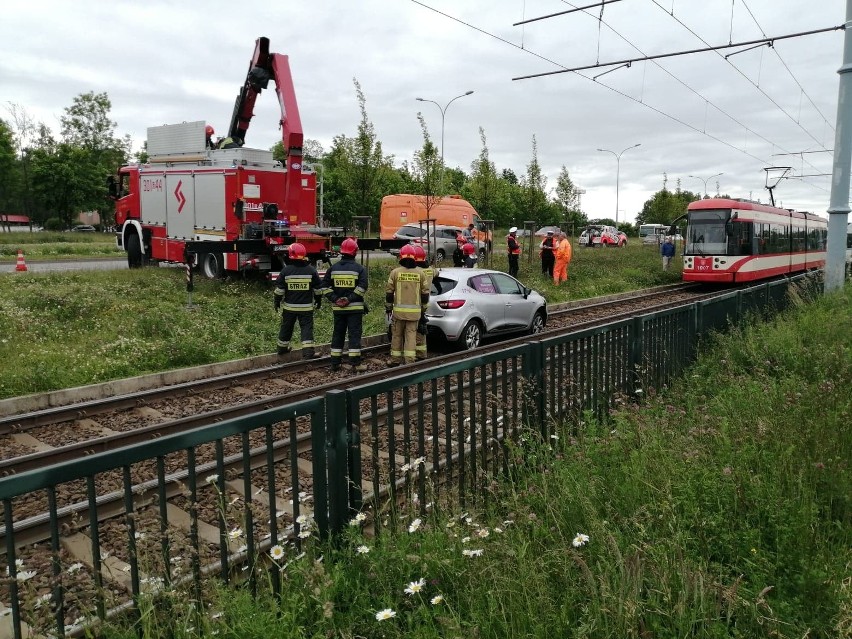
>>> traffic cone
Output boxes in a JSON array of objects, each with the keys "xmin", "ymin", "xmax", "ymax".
[{"xmin": 14, "ymin": 249, "xmax": 27, "ymax": 272}]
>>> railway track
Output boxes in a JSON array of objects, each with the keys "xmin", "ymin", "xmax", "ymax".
[{"xmin": 0, "ymin": 282, "xmax": 721, "ymax": 637}]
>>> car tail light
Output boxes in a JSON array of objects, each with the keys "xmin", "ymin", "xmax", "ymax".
[{"xmin": 437, "ymin": 299, "xmax": 466, "ymax": 309}]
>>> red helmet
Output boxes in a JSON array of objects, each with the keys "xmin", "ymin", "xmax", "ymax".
[
  {"xmin": 205, "ymin": 125, "xmax": 215, "ymax": 136},
  {"xmin": 399, "ymin": 244, "xmax": 417, "ymax": 261},
  {"xmin": 462, "ymin": 242, "xmax": 475, "ymax": 256},
  {"xmin": 288, "ymin": 242, "xmax": 307, "ymax": 261},
  {"xmin": 340, "ymin": 237, "xmax": 359, "ymax": 256},
  {"xmin": 412, "ymin": 245, "xmax": 427, "ymax": 262}
]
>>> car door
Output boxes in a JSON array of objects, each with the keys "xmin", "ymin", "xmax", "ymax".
[
  {"xmin": 491, "ymin": 273, "xmax": 534, "ymax": 330},
  {"xmin": 467, "ymin": 273, "xmax": 504, "ymax": 332}
]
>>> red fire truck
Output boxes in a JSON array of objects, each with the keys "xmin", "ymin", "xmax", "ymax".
[{"xmin": 109, "ymin": 37, "xmax": 397, "ymax": 278}]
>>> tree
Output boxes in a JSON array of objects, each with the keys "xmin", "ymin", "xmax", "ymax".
[
  {"xmin": 519, "ymin": 135, "xmax": 549, "ymax": 227},
  {"xmin": 30, "ymin": 143, "xmax": 103, "ymax": 229},
  {"xmin": 0, "ymin": 119, "xmax": 17, "ymax": 230},
  {"xmin": 318, "ymin": 79, "xmax": 396, "ymax": 228},
  {"xmin": 464, "ymin": 128, "xmax": 499, "ymax": 221},
  {"xmin": 636, "ymin": 184, "xmax": 700, "ymax": 227},
  {"xmin": 411, "ymin": 113, "xmax": 443, "ymax": 219},
  {"xmin": 553, "ymin": 165, "xmax": 587, "ymax": 231},
  {"xmin": 60, "ymin": 92, "xmax": 129, "ymax": 228}
]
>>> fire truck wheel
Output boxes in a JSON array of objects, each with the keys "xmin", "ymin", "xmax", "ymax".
[
  {"xmin": 127, "ymin": 234, "xmax": 144, "ymax": 269},
  {"xmin": 201, "ymin": 253, "xmax": 225, "ymax": 279}
]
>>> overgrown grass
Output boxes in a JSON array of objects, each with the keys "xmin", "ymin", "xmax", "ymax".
[
  {"xmin": 0, "ymin": 242, "xmax": 677, "ymax": 399},
  {"xmin": 95, "ymin": 286, "xmax": 850, "ymax": 638},
  {"xmin": 0, "ymin": 230, "xmax": 121, "ymax": 259}
]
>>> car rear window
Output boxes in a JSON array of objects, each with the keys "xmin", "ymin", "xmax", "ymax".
[{"xmin": 431, "ymin": 277, "xmax": 458, "ymax": 295}]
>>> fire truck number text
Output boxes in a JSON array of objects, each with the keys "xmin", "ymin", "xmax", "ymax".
[{"xmin": 142, "ymin": 178, "xmax": 164, "ymax": 192}]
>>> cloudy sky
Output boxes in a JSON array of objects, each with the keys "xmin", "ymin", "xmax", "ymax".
[{"xmin": 1, "ymin": 1, "xmax": 845, "ymax": 224}]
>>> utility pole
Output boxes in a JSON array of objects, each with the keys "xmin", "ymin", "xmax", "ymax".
[
  {"xmin": 597, "ymin": 143, "xmax": 640, "ymax": 226},
  {"xmin": 825, "ymin": 0, "xmax": 852, "ymax": 292}
]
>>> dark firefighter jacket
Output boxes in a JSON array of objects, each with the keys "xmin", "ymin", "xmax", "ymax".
[
  {"xmin": 321, "ymin": 255, "xmax": 368, "ymax": 313},
  {"xmin": 274, "ymin": 262, "xmax": 323, "ymax": 312}
]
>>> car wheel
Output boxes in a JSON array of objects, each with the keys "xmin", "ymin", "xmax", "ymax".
[
  {"xmin": 459, "ymin": 320, "xmax": 482, "ymax": 351},
  {"xmin": 201, "ymin": 253, "xmax": 225, "ymax": 279},
  {"xmin": 436, "ymin": 248, "xmax": 446, "ymax": 262},
  {"xmin": 529, "ymin": 309, "xmax": 546, "ymax": 335}
]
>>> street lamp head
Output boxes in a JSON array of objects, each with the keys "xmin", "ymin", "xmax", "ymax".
[
  {"xmin": 416, "ymin": 97, "xmax": 425, "ymax": 102},
  {"xmin": 464, "ymin": 90, "xmax": 474, "ymax": 96}
]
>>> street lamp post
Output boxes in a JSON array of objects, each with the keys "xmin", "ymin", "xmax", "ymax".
[
  {"xmin": 687, "ymin": 172, "xmax": 723, "ymax": 197},
  {"xmin": 597, "ymin": 143, "xmax": 641, "ymax": 227},
  {"xmin": 416, "ymin": 91, "xmax": 474, "ymax": 193}
]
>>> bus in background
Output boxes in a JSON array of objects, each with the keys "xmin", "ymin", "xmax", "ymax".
[{"xmin": 639, "ymin": 223, "xmax": 668, "ymax": 245}]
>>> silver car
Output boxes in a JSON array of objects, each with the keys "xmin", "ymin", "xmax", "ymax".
[
  {"xmin": 391, "ymin": 223, "xmax": 463, "ymax": 262},
  {"xmin": 425, "ymin": 268, "xmax": 547, "ymax": 350}
]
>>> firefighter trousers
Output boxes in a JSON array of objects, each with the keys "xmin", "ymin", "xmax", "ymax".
[
  {"xmin": 330, "ymin": 312, "xmax": 363, "ymax": 366},
  {"xmin": 278, "ymin": 311, "xmax": 315, "ymax": 353},
  {"xmin": 415, "ymin": 330, "xmax": 427, "ymax": 360},
  {"xmin": 390, "ymin": 318, "xmax": 418, "ymax": 364}
]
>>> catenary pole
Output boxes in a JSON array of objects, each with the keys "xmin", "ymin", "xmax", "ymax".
[{"xmin": 825, "ymin": 0, "xmax": 852, "ymax": 293}]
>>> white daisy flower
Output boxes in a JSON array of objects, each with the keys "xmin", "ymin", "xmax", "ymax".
[
  {"xmin": 408, "ymin": 518, "xmax": 422, "ymax": 533},
  {"xmin": 572, "ymin": 533, "xmax": 590, "ymax": 548},
  {"xmin": 375, "ymin": 608, "xmax": 396, "ymax": 621},
  {"xmin": 430, "ymin": 595, "xmax": 444, "ymax": 605},
  {"xmin": 270, "ymin": 545, "xmax": 285, "ymax": 561},
  {"xmin": 404, "ymin": 577, "xmax": 426, "ymax": 595},
  {"xmin": 356, "ymin": 545, "xmax": 370, "ymax": 555}
]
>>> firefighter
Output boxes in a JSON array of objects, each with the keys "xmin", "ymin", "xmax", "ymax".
[
  {"xmin": 386, "ymin": 244, "xmax": 429, "ymax": 366},
  {"xmin": 321, "ymin": 237, "xmax": 368, "ymax": 372},
  {"xmin": 273, "ymin": 243, "xmax": 323, "ymax": 359},
  {"xmin": 462, "ymin": 242, "xmax": 477, "ymax": 268},
  {"xmin": 412, "ymin": 244, "xmax": 434, "ymax": 361},
  {"xmin": 507, "ymin": 227, "xmax": 521, "ymax": 277},
  {"xmin": 205, "ymin": 125, "xmax": 216, "ymax": 150}
]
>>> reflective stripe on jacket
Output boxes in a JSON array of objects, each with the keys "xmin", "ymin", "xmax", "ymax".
[
  {"xmin": 274, "ymin": 263, "xmax": 322, "ymax": 312},
  {"xmin": 386, "ymin": 266, "xmax": 428, "ymax": 321}
]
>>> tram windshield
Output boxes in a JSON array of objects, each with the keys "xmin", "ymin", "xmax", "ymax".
[{"xmin": 685, "ymin": 209, "xmax": 730, "ymax": 255}]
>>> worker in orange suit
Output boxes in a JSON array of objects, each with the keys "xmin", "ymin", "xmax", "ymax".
[{"xmin": 553, "ymin": 230, "xmax": 573, "ymax": 285}]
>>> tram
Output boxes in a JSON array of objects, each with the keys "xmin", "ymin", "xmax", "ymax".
[{"xmin": 681, "ymin": 198, "xmax": 827, "ymax": 284}]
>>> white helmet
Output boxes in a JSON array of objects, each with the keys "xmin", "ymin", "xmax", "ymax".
[{"xmin": 509, "ymin": 227, "xmax": 518, "ymax": 234}]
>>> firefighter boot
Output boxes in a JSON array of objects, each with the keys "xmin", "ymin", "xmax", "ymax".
[
  {"xmin": 350, "ymin": 360, "xmax": 368, "ymax": 373},
  {"xmin": 330, "ymin": 358, "xmax": 341, "ymax": 372},
  {"xmin": 277, "ymin": 346, "xmax": 291, "ymax": 356},
  {"xmin": 302, "ymin": 347, "xmax": 317, "ymax": 360}
]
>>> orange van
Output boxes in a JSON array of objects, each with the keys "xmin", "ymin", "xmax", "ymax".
[{"xmin": 379, "ymin": 194, "xmax": 492, "ymax": 248}]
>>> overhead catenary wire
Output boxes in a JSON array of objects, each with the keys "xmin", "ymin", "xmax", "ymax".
[
  {"xmin": 514, "ymin": 0, "xmax": 623, "ymax": 26},
  {"xmin": 511, "ymin": 25, "xmax": 842, "ymax": 80},
  {"xmin": 408, "ymin": 0, "xmax": 830, "ymax": 194},
  {"xmin": 648, "ymin": 1, "xmax": 837, "ymax": 152},
  {"xmin": 739, "ymin": 0, "xmax": 836, "ymax": 134}
]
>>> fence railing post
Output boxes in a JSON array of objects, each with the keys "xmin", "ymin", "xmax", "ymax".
[
  {"xmin": 629, "ymin": 316, "xmax": 644, "ymax": 398},
  {"xmin": 325, "ymin": 389, "xmax": 350, "ymax": 535},
  {"xmin": 522, "ymin": 341, "xmax": 546, "ymax": 438}
]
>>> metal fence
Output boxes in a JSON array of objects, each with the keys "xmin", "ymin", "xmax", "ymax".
[{"xmin": 0, "ymin": 273, "xmax": 819, "ymax": 638}]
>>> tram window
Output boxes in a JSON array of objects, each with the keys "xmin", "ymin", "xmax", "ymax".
[
  {"xmin": 757, "ymin": 224, "xmax": 770, "ymax": 255},
  {"xmin": 729, "ymin": 222, "xmax": 752, "ymax": 255},
  {"xmin": 793, "ymin": 226, "xmax": 806, "ymax": 252}
]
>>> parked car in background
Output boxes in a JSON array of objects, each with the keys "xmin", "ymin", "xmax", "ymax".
[
  {"xmin": 425, "ymin": 268, "xmax": 547, "ymax": 350},
  {"xmin": 70, "ymin": 224, "xmax": 96, "ymax": 232},
  {"xmin": 390, "ymin": 223, "xmax": 464, "ymax": 262},
  {"xmin": 578, "ymin": 225, "xmax": 627, "ymax": 248}
]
